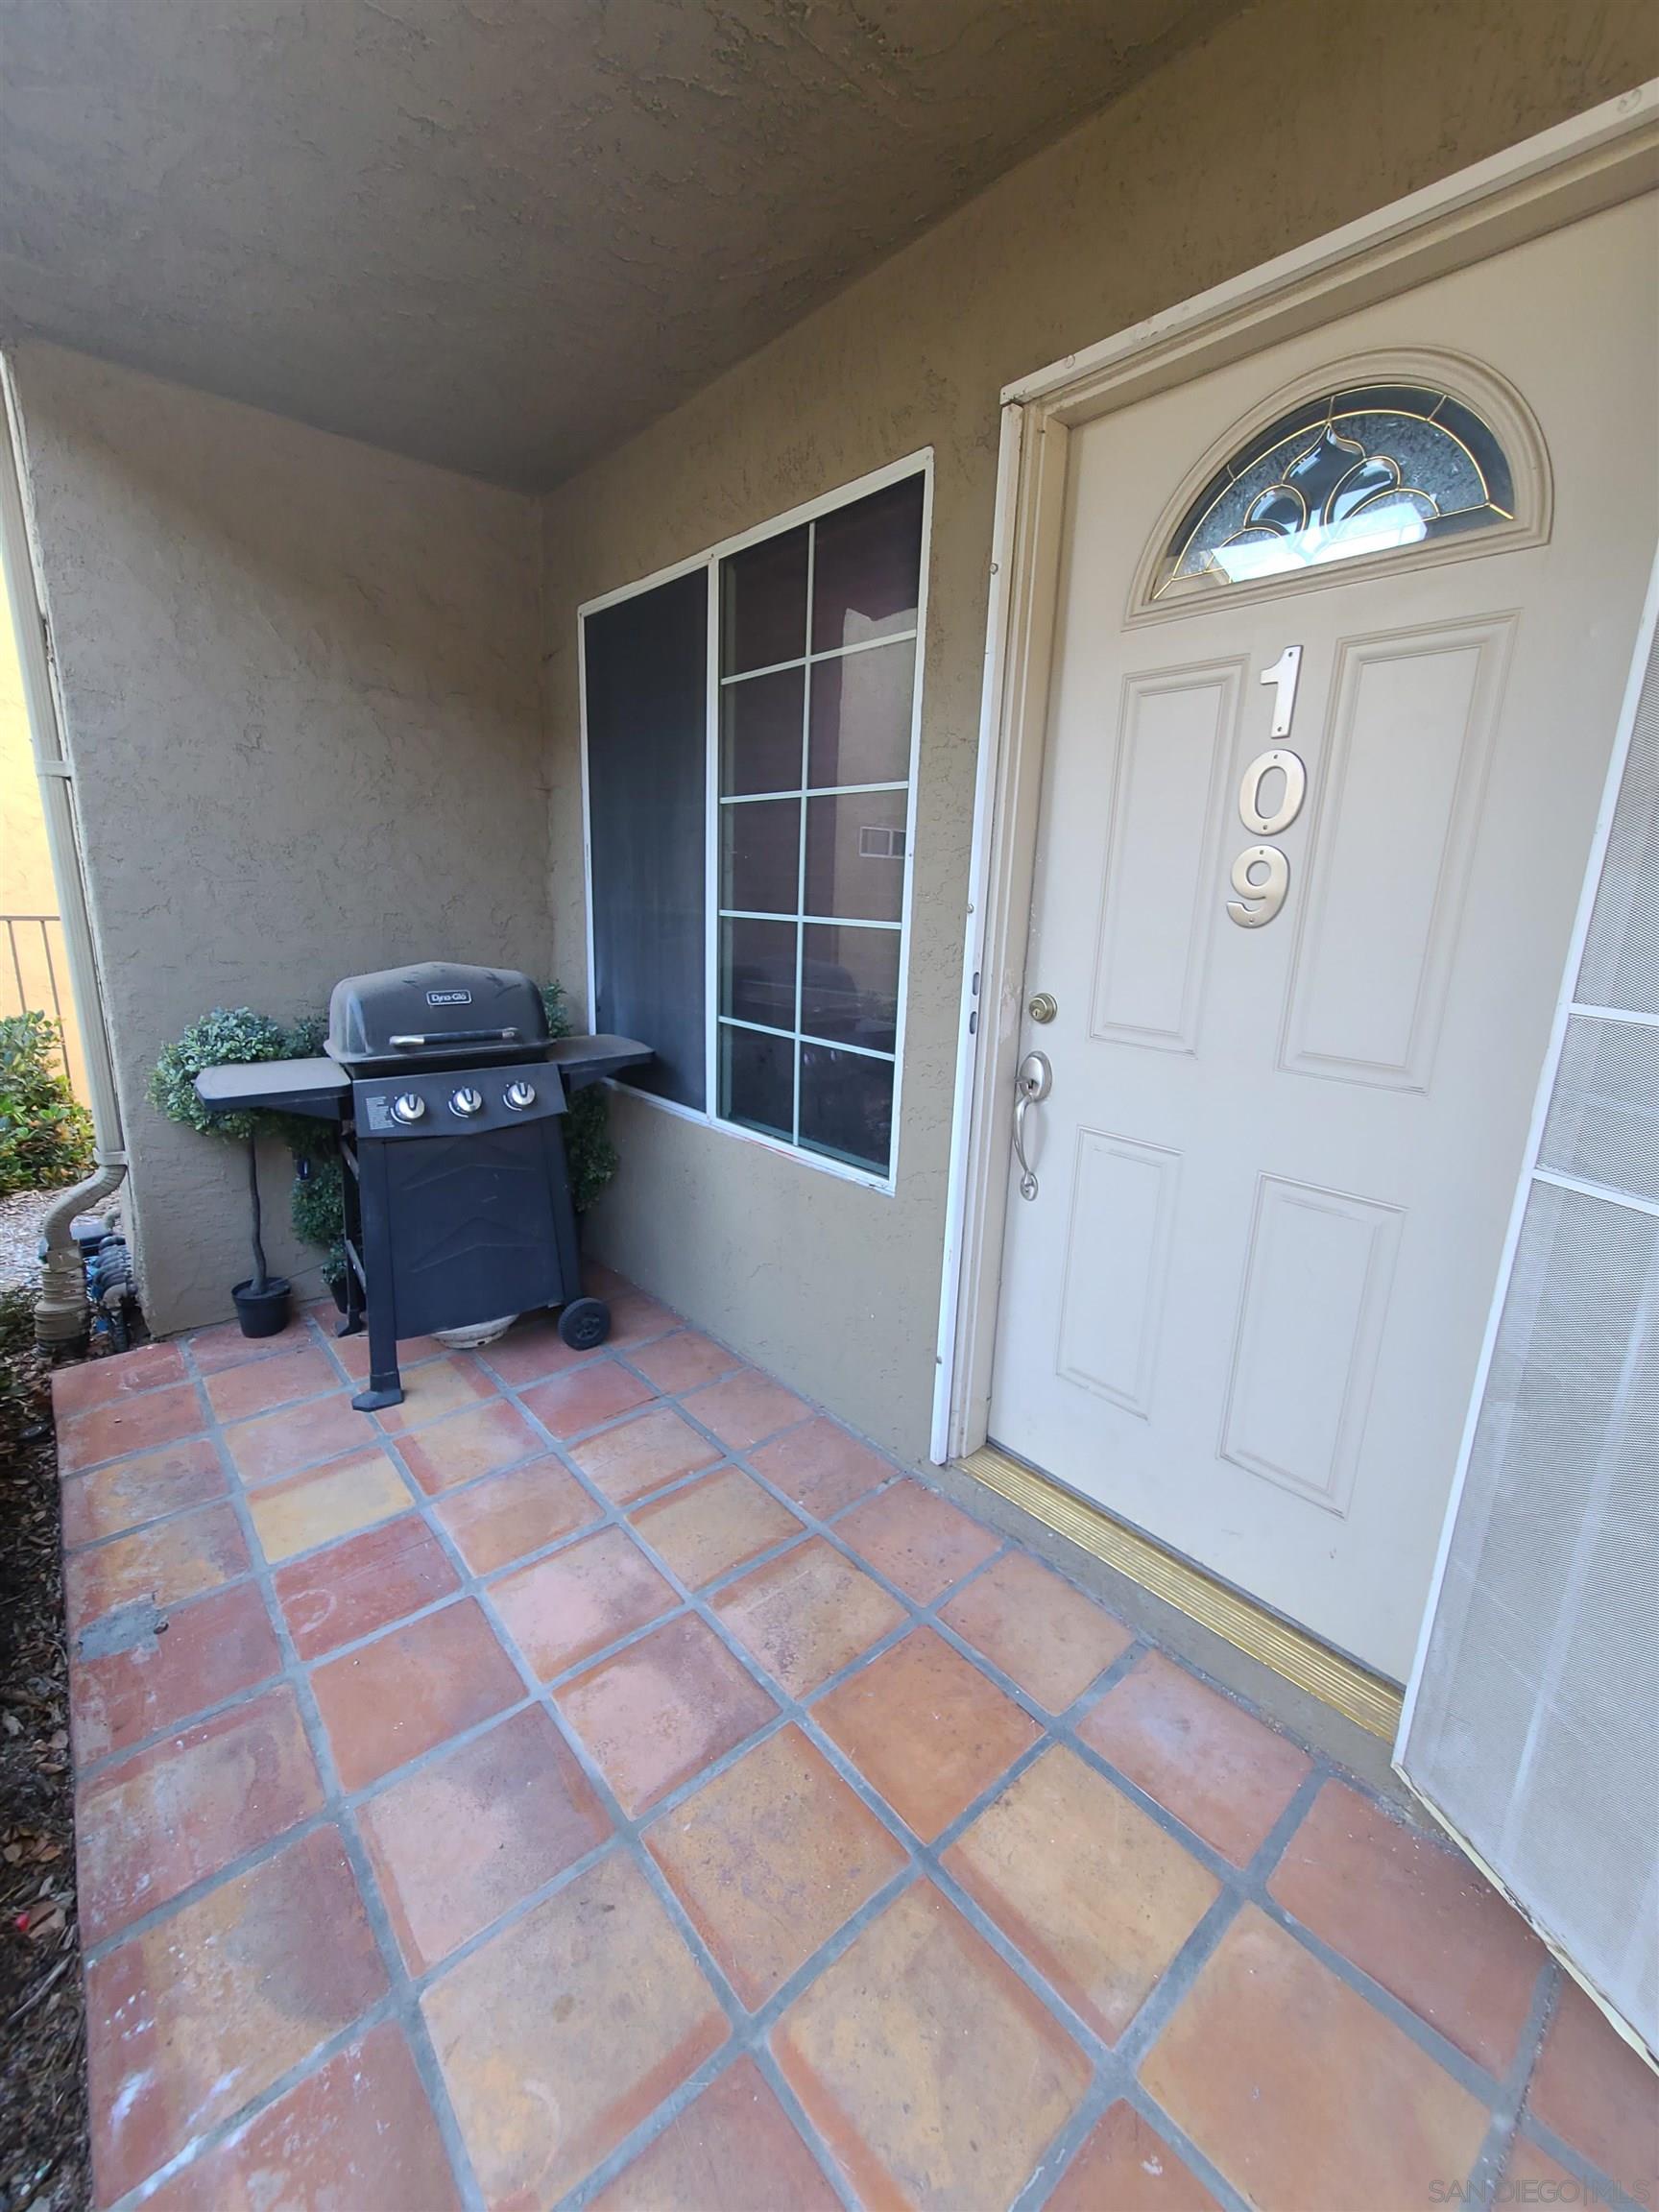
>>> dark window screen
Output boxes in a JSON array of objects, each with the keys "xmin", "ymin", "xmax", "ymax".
[{"xmin": 583, "ymin": 569, "xmax": 708, "ymax": 1109}]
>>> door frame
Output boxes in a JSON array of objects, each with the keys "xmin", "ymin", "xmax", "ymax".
[{"xmin": 930, "ymin": 80, "xmax": 1659, "ymax": 1465}]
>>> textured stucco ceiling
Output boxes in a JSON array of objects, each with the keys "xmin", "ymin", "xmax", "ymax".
[{"xmin": 0, "ymin": 0, "xmax": 1238, "ymax": 488}]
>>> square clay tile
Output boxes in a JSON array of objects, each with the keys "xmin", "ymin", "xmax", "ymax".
[
  {"xmin": 834, "ymin": 1479, "xmax": 1000, "ymax": 1603},
  {"xmin": 492, "ymin": 1526, "xmax": 678, "ymax": 1679},
  {"xmin": 590, "ymin": 2055, "xmax": 838, "ymax": 2212},
  {"xmin": 1046, "ymin": 2101, "xmax": 1222, "ymax": 2212},
  {"xmin": 138, "ymin": 2020, "xmax": 460, "ymax": 2212},
  {"xmin": 773, "ymin": 1880, "xmax": 1090, "ymax": 2209},
  {"xmin": 76, "ymin": 1683, "xmax": 325, "ymax": 1942},
  {"xmin": 812, "ymin": 1627, "xmax": 1040, "ymax": 1841},
  {"xmin": 309, "ymin": 1598, "xmax": 523, "ymax": 1791},
  {"xmin": 1504, "ymin": 2136, "xmax": 1588, "ymax": 2198},
  {"xmin": 1268, "ymin": 1779, "xmax": 1545, "ymax": 2075},
  {"xmin": 70, "ymin": 1581, "xmax": 282, "ymax": 1767},
  {"xmin": 1141, "ymin": 1905, "xmax": 1488, "ymax": 2210},
  {"xmin": 248, "ymin": 1448, "xmax": 413, "ymax": 1566},
  {"xmin": 647, "ymin": 1724, "xmax": 905, "ymax": 2008},
  {"xmin": 749, "ymin": 1416, "xmax": 895, "ymax": 1520},
  {"xmin": 224, "ymin": 1392, "xmax": 373, "ymax": 1486},
  {"xmin": 627, "ymin": 1329, "xmax": 743, "ymax": 1397},
  {"xmin": 185, "ymin": 1314, "xmax": 310, "ymax": 1374},
  {"xmin": 433, "ymin": 1455, "xmax": 600, "ymax": 1575},
  {"xmin": 941, "ymin": 1551, "xmax": 1134, "ymax": 1713},
  {"xmin": 604, "ymin": 1288, "xmax": 682, "ymax": 1351},
  {"xmin": 360, "ymin": 1705, "xmax": 611, "ymax": 1972},
  {"xmin": 1076, "ymin": 1651, "xmax": 1310, "ymax": 1865},
  {"xmin": 422, "ymin": 1847, "xmax": 725, "ymax": 2210},
  {"xmin": 945, "ymin": 1743, "xmax": 1218, "ymax": 2042},
  {"xmin": 569, "ymin": 1406, "xmax": 722, "ymax": 1505},
  {"xmin": 51, "ymin": 1341, "xmax": 187, "ymax": 1421},
  {"xmin": 1527, "ymin": 1976, "xmax": 1659, "ymax": 2206},
  {"xmin": 65, "ymin": 1499, "xmax": 250, "ymax": 1632},
  {"xmin": 57, "ymin": 1380, "xmax": 208, "ymax": 1476},
  {"xmin": 680, "ymin": 1369, "xmax": 810, "ymax": 1452},
  {"xmin": 475, "ymin": 1313, "xmax": 598, "ymax": 1389},
  {"xmin": 632, "ymin": 1465, "xmax": 805, "ymax": 1588},
  {"xmin": 328, "ymin": 1329, "xmax": 446, "ymax": 1384},
  {"xmin": 275, "ymin": 1513, "xmax": 460, "ymax": 1659},
  {"xmin": 373, "ymin": 1354, "xmax": 497, "ymax": 1432},
  {"xmin": 204, "ymin": 1341, "xmax": 342, "ymax": 1424},
  {"xmin": 712, "ymin": 1537, "xmax": 904, "ymax": 1698},
  {"xmin": 557, "ymin": 1613, "xmax": 777, "ymax": 1815},
  {"xmin": 519, "ymin": 1358, "xmax": 656, "ymax": 1439},
  {"xmin": 396, "ymin": 1399, "xmax": 543, "ymax": 1496},
  {"xmin": 86, "ymin": 1825, "xmax": 387, "ymax": 2205},
  {"xmin": 61, "ymin": 1436, "xmax": 227, "ymax": 1551}
]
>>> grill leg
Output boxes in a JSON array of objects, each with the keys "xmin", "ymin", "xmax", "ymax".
[
  {"xmin": 350, "ymin": 1138, "xmax": 404, "ymax": 1410},
  {"xmin": 352, "ymin": 1294, "xmax": 404, "ymax": 1411}
]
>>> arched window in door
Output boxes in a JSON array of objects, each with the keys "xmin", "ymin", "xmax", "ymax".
[{"xmin": 1151, "ymin": 380, "xmax": 1518, "ymax": 600}]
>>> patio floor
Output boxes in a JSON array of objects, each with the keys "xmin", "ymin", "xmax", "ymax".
[{"xmin": 52, "ymin": 1272, "xmax": 1657, "ymax": 2211}]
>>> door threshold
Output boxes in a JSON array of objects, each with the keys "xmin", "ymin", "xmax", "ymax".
[{"xmin": 958, "ymin": 1442, "xmax": 1404, "ymax": 1742}]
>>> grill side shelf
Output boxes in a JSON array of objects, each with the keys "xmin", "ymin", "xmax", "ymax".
[
  {"xmin": 194, "ymin": 1056, "xmax": 350, "ymax": 1118},
  {"xmin": 546, "ymin": 1034, "xmax": 653, "ymax": 1090}
]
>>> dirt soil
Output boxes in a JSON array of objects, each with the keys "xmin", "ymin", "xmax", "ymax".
[{"xmin": 0, "ymin": 1319, "xmax": 88, "ymax": 2212}]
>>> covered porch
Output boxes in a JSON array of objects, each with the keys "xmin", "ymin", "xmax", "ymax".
[{"xmin": 55, "ymin": 1281, "xmax": 1654, "ymax": 2209}]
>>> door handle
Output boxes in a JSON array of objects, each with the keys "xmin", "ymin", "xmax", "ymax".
[{"xmin": 1013, "ymin": 1050, "xmax": 1051, "ymax": 1200}]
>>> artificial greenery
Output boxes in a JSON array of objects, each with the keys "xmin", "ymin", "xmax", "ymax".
[
  {"xmin": 147, "ymin": 1008, "xmax": 292, "ymax": 1141},
  {"xmin": 0, "ymin": 1013, "xmax": 95, "ymax": 1199},
  {"xmin": 149, "ymin": 1006, "xmax": 302, "ymax": 1294},
  {"xmin": 541, "ymin": 983, "xmax": 618, "ymax": 1215}
]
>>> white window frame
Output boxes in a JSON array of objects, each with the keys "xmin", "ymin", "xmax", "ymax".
[{"xmin": 578, "ymin": 447, "xmax": 933, "ymax": 1196}]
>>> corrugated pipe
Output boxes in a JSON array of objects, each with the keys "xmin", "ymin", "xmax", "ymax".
[{"xmin": 0, "ymin": 354, "xmax": 129, "ymax": 1344}]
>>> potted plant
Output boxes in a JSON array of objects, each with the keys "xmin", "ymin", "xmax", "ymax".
[{"xmin": 149, "ymin": 1008, "xmax": 296, "ymax": 1337}]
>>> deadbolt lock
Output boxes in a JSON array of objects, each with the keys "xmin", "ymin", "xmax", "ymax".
[{"xmin": 1027, "ymin": 992, "xmax": 1058, "ymax": 1024}]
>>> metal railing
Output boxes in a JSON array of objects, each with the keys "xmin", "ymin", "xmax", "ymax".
[{"xmin": 1, "ymin": 913, "xmax": 74, "ymax": 1078}]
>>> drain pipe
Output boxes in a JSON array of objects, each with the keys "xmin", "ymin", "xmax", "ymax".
[{"xmin": 0, "ymin": 355, "xmax": 128, "ymax": 1343}]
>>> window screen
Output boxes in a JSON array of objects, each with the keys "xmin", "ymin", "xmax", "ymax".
[{"xmin": 582, "ymin": 569, "xmax": 708, "ymax": 1109}]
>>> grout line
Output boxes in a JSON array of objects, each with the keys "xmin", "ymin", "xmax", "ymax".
[
  {"xmin": 64, "ymin": 1294, "xmax": 1639, "ymax": 2212},
  {"xmin": 1458, "ymin": 1960, "xmax": 1564, "ymax": 2211}
]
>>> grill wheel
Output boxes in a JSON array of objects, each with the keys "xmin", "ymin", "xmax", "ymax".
[{"xmin": 558, "ymin": 1296, "xmax": 611, "ymax": 1352}]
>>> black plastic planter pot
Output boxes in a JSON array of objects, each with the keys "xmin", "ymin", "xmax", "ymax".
[{"xmin": 232, "ymin": 1276, "xmax": 292, "ymax": 1338}]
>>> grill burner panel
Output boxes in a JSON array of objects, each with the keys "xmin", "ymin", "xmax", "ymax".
[{"xmin": 195, "ymin": 963, "xmax": 650, "ymax": 1411}]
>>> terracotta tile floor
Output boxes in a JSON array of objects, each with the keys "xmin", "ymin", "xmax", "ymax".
[{"xmin": 55, "ymin": 1282, "xmax": 1657, "ymax": 2211}]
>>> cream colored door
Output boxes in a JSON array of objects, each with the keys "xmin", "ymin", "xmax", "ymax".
[{"xmin": 988, "ymin": 195, "xmax": 1658, "ymax": 1681}]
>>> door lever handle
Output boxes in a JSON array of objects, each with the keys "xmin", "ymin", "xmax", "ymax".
[{"xmin": 1013, "ymin": 1050, "xmax": 1051, "ymax": 1200}]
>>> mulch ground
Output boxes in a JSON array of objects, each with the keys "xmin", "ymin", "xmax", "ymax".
[{"xmin": 1, "ymin": 1306, "xmax": 88, "ymax": 2212}]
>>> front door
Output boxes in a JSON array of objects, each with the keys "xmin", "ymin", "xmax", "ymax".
[{"xmin": 988, "ymin": 195, "xmax": 1657, "ymax": 1680}]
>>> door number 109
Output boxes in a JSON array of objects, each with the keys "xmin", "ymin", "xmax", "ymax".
[{"xmin": 1229, "ymin": 648, "xmax": 1306, "ymax": 927}]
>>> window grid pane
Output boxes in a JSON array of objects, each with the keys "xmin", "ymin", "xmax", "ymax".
[{"xmin": 713, "ymin": 471, "xmax": 924, "ymax": 1178}]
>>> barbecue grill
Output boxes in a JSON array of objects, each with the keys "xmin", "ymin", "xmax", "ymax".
[{"xmin": 195, "ymin": 961, "xmax": 650, "ymax": 1410}]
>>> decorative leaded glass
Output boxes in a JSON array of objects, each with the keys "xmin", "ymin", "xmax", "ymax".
[{"xmin": 1155, "ymin": 382, "xmax": 1515, "ymax": 596}]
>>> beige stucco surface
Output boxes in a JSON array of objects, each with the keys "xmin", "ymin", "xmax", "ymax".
[
  {"xmin": 10, "ymin": 344, "xmax": 548, "ymax": 1328},
  {"xmin": 540, "ymin": 0, "xmax": 1657, "ymax": 1469}
]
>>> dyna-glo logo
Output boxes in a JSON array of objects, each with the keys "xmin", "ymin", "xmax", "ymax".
[{"xmin": 425, "ymin": 990, "xmax": 473, "ymax": 1006}]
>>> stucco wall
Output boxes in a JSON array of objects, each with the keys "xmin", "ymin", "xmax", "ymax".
[
  {"xmin": 10, "ymin": 344, "xmax": 548, "ymax": 1330},
  {"xmin": 539, "ymin": 0, "xmax": 1657, "ymax": 1468}
]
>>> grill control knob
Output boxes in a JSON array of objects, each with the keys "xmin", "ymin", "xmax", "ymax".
[
  {"xmin": 390, "ymin": 1093, "xmax": 425, "ymax": 1125},
  {"xmin": 448, "ymin": 1086, "xmax": 484, "ymax": 1118},
  {"xmin": 503, "ymin": 1079, "xmax": 537, "ymax": 1111}
]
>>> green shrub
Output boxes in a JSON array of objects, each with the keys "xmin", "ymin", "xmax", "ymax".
[{"xmin": 0, "ymin": 1012, "xmax": 94, "ymax": 1198}]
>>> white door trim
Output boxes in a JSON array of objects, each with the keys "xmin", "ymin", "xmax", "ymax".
[{"xmin": 930, "ymin": 79, "xmax": 1659, "ymax": 1465}]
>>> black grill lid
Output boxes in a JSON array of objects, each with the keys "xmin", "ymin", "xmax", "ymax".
[{"xmin": 326, "ymin": 962, "xmax": 550, "ymax": 1071}]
